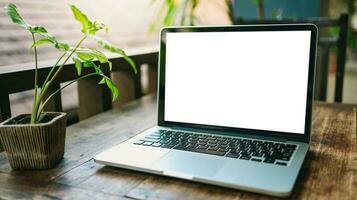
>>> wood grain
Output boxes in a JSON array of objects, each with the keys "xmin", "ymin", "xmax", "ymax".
[
  {"xmin": 0, "ymin": 95, "xmax": 355, "ymax": 200},
  {"xmin": 0, "ymin": 173, "xmax": 125, "ymax": 200}
]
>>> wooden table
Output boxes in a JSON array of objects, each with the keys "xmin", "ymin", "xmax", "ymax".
[{"xmin": 0, "ymin": 94, "xmax": 356, "ymax": 199}]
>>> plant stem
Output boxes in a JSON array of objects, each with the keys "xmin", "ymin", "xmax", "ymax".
[
  {"xmin": 49, "ymin": 35, "xmax": 87, "ymax": 85},
  {"xmin": 34, "ymin": 35, "xmax": 87, "ymax": 122},
  {"xmin": 41, "ymin": 51, "xmax": 67, "ymax": 91},
  {"xmin": 30, "ymin": 33, "xmax": 39, "ymax": 124},
  {"xmin": 37, "ymin": 73, "xmax": 98, "ymax": 117}
]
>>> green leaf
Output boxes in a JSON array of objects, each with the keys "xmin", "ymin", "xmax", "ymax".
[
  {"xmin": 70, "ymin": 4, "xmax": 91, "ymax": 34},
  {"xmin": 107, "ymin": 60, "xmax": 112, "ymax": 71},
  {"xmin": 83, "ymin": 60, "xmax": 97, "ymax": 68},
  {"xmin": 74, "ymin": 48, "xmax": 109, "ymax": 64},
  {"xmin": 88, "ymin": 49, "xmax": 107, "ymax": 63},
  {"xmin": 29, "ymin": 26, "xmax": 48, "ymax": 34},
  {"xmin": 91, "ymin": 21, "xmax": 108, "ymax": 34},
  {"xmin": 31, "ymin": 33, "xmax": 69, "ymax": 51},
  {"xmin": 98, "ymin": 78, "xmax": 106, "ymax": 84},
  {"xmin": 73, "ymin": 48, "xmax": 114, "ymax": 72},
  {"xmin": 5, "ymin": 4, "xmax": 50, "ymax": 34},
  {"xmin": 105, "ymin": 78, "xmax": 119, "ymax": 101},
  {"xmin": 56, "ymin": 42, "xmax": 70, "ymax": 51},
  {"xmin": 76, "ymin": 51, "xmax": 95, "ymax": 61},
  {"xmin": 96, "ymin": 74, "xmax": 119, "ymax": 101},
  {"xmin": 72, "ymin": 56, "xmax": 82, "ymax": 76},
  {"xmin": 90, "ymin": 35, "xmax": 137, "ymax": 74},
  {"xmin": 5, "ymin": 3, "xmax": 28, "ymax": 29},
  {"xmin": 69, "ymin": 5, "xmax": 107, "ymax": 35},
  {"xmin": 32, "ymin": 37, "xmax": 54, "ymax": 48},
  {"xmin": 162, "ymin": 1, "xmax": 177, "ymax": 26}
]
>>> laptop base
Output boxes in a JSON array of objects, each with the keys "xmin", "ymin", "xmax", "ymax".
[{"xmin": 94, "ymin": 126, "xmax": 309, "ymax": 197}]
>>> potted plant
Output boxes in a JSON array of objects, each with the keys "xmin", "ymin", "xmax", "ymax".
[{"xmin": 0, "ymin": 4, "xmax": 136, "ymax": 170}]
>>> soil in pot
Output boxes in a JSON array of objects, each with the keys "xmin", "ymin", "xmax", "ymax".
[{"xmin": 6, "ymin": 114, "xmax": 53, "ymax": 125}]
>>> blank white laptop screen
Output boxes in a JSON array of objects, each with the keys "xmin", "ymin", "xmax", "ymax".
[{"xmin": 164, "ymin": 31, "xmax": 311, "ymax": 134}]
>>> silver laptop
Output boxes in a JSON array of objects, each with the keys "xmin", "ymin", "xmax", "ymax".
[{"xmin": 94, "ymin": 24, "xmax": 318, "ymax": 197}]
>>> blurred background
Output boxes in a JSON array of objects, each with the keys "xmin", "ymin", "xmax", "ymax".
[{"xmin": 0, "ymin": 0, "xmax": 356, "ymax": 124}]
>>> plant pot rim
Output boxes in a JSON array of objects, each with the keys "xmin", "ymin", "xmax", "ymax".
[{"xmin": 0, "ymin": 112, "xmax": 67, "ymax": 127}]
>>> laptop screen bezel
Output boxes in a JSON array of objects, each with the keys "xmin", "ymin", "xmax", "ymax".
[{"xmin": 157, "ymin": 24, "xmax": 317, "ymax": 143}]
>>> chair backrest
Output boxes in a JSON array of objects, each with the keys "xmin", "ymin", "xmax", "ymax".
[{"xmin": 234, "ymin": 14, "xmax": 349, "ymax": 102}]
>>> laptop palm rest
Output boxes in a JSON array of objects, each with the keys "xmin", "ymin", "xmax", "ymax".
[{"xmin": 153, "ymin": 151, "xmax": 226, "ymax": 179}]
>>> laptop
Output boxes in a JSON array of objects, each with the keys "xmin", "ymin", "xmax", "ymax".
[{"xmin": 94, "ymin": 24, "xmax": 318, "ymax": 197}]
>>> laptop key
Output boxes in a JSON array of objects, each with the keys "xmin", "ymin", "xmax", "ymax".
[
  {"xmin": 186, "ymin": 144, "xmax": 197, "ymax": 148},
  {"xmin": 263, "ymin": 157, "xmax": 275, "ymax": 164},
  {"xmin": 286, "ymin": 144, "xmax": 297, "ymax": 149},
  {"xmin": 141, "ymin": 138, "xmax": 160, "ymax": 143},
  {"xmin": 252, "ymin": 152, "xmax": 263, "ymax": 157},
  {"xmin": 251, "ymin": 158, "xmax": 262, "ymax": 162},
  {"xmin": 151, "ymin": 143, "xmax": 161, "ymax": 147},
  {"xmin": 148, "ymin": 134, "xmax": 161, "ymax": 138},
  {"xmin": 277, "ymin": 156, "xmax": 290, "ymax": 161},
  {"xmin": 218, "ymin": 148, "xmax": 229, "ymax": 153},
  {"xmin": 207, "ymin": 143, "xmax": 217, "ymax": 147},
  {"xmin": 194, "ymin": 149, "xmax": 226, "ymax": 156},
  {"xmin": 196, "ymin": 145, "xmax": 207, "ymax": 150},
  {"xmin": 218, "ymin": 144, "xmax": 228, "ymax": 148},
  {"xmin": 207, "ymin": 147, "xmax": 219, "ymax": 151},
  {"xmin": 133, "ymin": 141, "xmax": 144, "ymax": 145},
  {"xmin": 161, "ymin": 144, "xmax": 174, "ymax": 148},
  {"xmin": 226, "ymin": 153, "xmax": 239, "ymax": 158},
  {"xmin": 208, "ymin": 139, "xmax": 217, "ymax": 143},
  {"xmin": 276, "ymin": 162, "xmax": 287, "ymax": 166},
  {"xmin": 142, "ymin": 141, "xmax": 154, "ymax": 146},
  {"xmin": 173, "ymin": 146, "xmax": 226, "ymax": 156},
  {"xmin": 240, "ymin": 152, "xmax": 251, "ymax": 157},
  {"xmin": 239, "ymin": 156, "xmax": 251, "ymax": 160}
]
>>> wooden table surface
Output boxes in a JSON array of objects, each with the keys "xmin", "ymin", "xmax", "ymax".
[{"xmin": 0, "ymin": 94, "xmax": 356, "ymax": 200}]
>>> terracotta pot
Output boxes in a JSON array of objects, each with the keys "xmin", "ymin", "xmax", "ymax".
[{"xmin": 0, "ymin": 112, "xmax": 66, "ymax": 170}]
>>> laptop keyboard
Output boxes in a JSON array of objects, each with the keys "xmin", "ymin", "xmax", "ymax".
[{"xmin": 133, "ymin": 130, "xmax": 297, "ymax": 166}]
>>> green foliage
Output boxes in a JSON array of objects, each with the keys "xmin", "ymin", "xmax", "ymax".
[
  {"xmin": 5, "ymin": 3, "xmax": 28, "ymax": 29},
  {"xmin": 5, "ymin": 3, "xmax": 136, "ymax": 123},
  {"xmin": 149, "ymin": 0, "xmax": 199, "ymax": 32},
  {"xmin": 31, "ymin": 34, "xmax": 70, "ymax": 51},
  {"xmin": 91, "ymin": 35, "xmax": 137, "ymax": 73},
  {"xmin": 329, "ymin": 26, "xmax": 357, "ymax": 51},
  {"xmin": 72, "ymin": 56, "xmax": 82, "ymax": 75},
  {"xmin": 70, "ymin": 5, "xmax": 92, "ymax": 34},
  {"xmin": 104, "ymin": 77, "xmax": 119, "ymax": 101},
  {"xmin": 6, "ymin": 3, "xmax": 49, "ymax": 34},
  {"xmin": 70, "ymin": 4, "xmax": 108, "ymax": 35}
]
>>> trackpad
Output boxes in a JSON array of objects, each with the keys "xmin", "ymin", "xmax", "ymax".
[{"xmin": 152, "ymin": 151, "xmax": 226, "ymax": 178}]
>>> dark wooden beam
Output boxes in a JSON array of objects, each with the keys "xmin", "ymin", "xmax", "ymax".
[
  {"xmin": 334, "ymin": 14, "xmax": 348, "ymax": 102},
  {"xmin": 112, "ymin": 71, "xmax": 136, "ymax": 108},
  {"xmin": 0, "ymin": 94, "xmax": 11, "ymax": 152},
  {"xmin": 318, "ymin": 45, "xmax": 331, "ymax": 101},
  {"xmin": 0, "ymin": 94, "xmax": 11, "ymax": 122},
  {"xmin": 148, "ymin": 63, "xmax": 158, "ymax": 93},
  {"xmin": 77, "ymin": 75, "xmax": 112, "ymax": 121}
]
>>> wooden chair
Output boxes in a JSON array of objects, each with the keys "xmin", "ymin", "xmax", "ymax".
[{"xmin": 234, "ymin": 14, "xmax": 349, "ymax": 102}]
